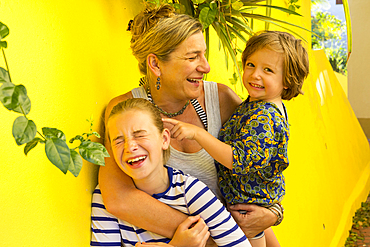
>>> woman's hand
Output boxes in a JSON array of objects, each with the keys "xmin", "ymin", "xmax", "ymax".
[
  {"xmin": 228, "ymin": 203, "xmax": 277, "ymax": 238},
  {"xmin": 169, "ymin": 215, "xmax": 210, "ymax": 247}
]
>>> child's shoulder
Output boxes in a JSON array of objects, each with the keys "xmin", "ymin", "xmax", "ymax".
[{"xmin": 246, "ymin": 100, "xmax": 281, "ymax": 115}]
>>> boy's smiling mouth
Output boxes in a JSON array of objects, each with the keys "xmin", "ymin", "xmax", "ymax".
[{"xmin": 250, "ymin": 83, "xmax": 264, "ymax": 89}]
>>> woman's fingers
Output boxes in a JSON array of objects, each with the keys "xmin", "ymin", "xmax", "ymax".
[{"xmin": 178, "ymin": 215, "xmax": 201, "ymax": 230}]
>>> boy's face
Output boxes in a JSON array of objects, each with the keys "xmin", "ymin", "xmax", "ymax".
[
  {"xmin": 243, "ymin": 47, "xmax": 285, "ymax": 104},
  {"xmin": 108, "ymin": 109, "xmax": 170, "ymax": 181}
]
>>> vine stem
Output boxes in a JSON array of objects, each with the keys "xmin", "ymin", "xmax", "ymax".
[
  {"xmin": 2, "ymin": 48, "xmax": 12, "ymax": 82},
  {"xmin": 18, "ymin": 91, "xmax": 47, "ymax": 142}
]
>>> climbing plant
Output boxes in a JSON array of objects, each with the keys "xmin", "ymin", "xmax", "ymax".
[{"xmin": 0, "ymin": 22, "xmax": 109, "ymax": 177}]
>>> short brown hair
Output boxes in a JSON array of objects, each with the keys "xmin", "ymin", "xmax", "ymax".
[
  {"xmin": 242, "ymin": 31, "xmax": 309, "ymax": 100},
  {"xmin": 109, "ymin": 98, "xmax": 170, "ymax": 164},
  {"xmin": 130, "ymin": 4, "xmax": 203, "ymax": 77}
]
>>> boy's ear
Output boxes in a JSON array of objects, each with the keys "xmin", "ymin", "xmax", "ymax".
[
  {"xmin": 147, "ymin": 54, "xmax": 161, "ymax": 77},
  {"xmin": 162, "ymin": 128, "xmax": 171, "ymax": 150}
]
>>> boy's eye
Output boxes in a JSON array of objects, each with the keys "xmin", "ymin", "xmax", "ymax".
[
  {"xmin": 246, "ymin": 62, "xmax": 254, "ymax": 67},
  {"xmin": 264, "ymin": 67, "xmax": 273, "ymax": 72}
]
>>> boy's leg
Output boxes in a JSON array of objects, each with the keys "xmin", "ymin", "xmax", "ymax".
[
  {"xmin": 249, "ymin": 234, "xmax": 266, "ymax": 247},
  {"xmin": 265, "ymin": 228, "xmax": 281, "ymax": 247}
]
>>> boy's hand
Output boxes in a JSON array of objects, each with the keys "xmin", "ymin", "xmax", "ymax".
[
  {"xmin": 169, "ymin": 215, "xmax": 210, "ymax": 247},
  {"xmin": 162, "ymin": 118, "xmax": 200, "ymax": 141}
]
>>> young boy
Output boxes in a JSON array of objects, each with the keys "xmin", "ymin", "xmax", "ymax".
[{"xmin": 163, "ymin": 31, "xmax": 309, "ymax": 247}]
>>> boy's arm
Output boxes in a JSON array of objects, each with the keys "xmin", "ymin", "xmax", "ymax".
[{"xmin": 162, "ymin": 118, "xmax": 233, "ymax": 170}]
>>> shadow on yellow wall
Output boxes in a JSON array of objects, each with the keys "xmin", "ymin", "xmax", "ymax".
[
  {"xmin": 0, "ymin": 1, "xmax": 369, "ymax": 247},
  {"xmin": 274, "ymin": 50, "xmax": 370, "ymax": 246}
]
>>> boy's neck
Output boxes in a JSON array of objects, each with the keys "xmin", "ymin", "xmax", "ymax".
[{"xmin": 133, "ymin": 166, "xmax": 170, "ymax": 196}]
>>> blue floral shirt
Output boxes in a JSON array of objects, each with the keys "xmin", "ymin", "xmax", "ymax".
[{"xmin": 217, "ymin": 98, "xmax": 289, "ymax": 206}]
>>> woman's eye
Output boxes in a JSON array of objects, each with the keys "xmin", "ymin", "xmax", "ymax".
[{"xmin": 188, "ymin": 55, "xmax": 198, "ymax": 60}]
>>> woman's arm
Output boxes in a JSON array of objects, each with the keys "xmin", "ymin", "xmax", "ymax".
[
  {"xmin": 98, "ymin": 93, "xmax": 187, "ymax": 238},
  {"xmin": 185, "ymin": 177, "xmax": 251, "ymax": 246},
  {"xmin": 217, "ymin": 83, "xmax": 242, "ymax": 124},
  {"xmin": 228, "ymin": 203, "xmax": 277, "ymax": 238}
]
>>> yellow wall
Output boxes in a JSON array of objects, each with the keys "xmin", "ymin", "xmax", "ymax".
[
  {"xmin": 0, "ymin": 1, "xmax": 369, "ymax": 247},
  {"xmin": 0, "ymin": 1, "xmax": 143, "ymax": 246}
]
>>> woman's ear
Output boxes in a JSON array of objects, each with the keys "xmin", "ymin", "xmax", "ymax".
[
  {"xmin": 147, "ymin": 54, "xmax": 161, "ymax": 77},
  {"xmin": 162, "ymin": 128, "xmax": 171, "ymax": 150}
]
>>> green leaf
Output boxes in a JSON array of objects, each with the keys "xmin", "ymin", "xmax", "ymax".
[
  {"xmin": 0, "ymin": 22, "xmax": 9, "ymax": 40},
  {"xmin": 12, "ymin": 116, "xmax": 37, "ymax": 145},
  {"xmin": 210, "ymin": 2, "xmax": 217, "ymax": 10},
  {"xmin": 12, "ymin": 85, "xmax": 31, "ymax": 115},
  {"xmin": 232, "ymin": 1, "xmax": 244, "ymax": 10},
  {"xmin": 92, "ymin": 131, "xmax": 101, "ymax": 138},
  {"xmin": 0, "ymin": 83, "xmax": 31, "ymax": 115},
  {"xmin": 212, "ymin": 21, "xmax": 243, "ymax": 87},
  {"xmin": 42, "ymin": 127, "xmax": 66, "ymax": 141},
  {"xmin": 68, "ymin": 149, "xmax": 83, "ymax": 177},
  {"xmin": 79, "ymin": 140, "xmax": 109, "ymax": 166},
  {"xmin": 239, "ymin": 4, "xmax": 302, "ymax": 16},
  {"xmin": 178, "ymin": 0, "xmax": 195, "ymax": 16},
  {"xmin": 241, "ymin": 12, "xmax": 312, "ymax": 40},
  {"xmin": 24, "ymin": 137, "xmax": 43, "ymax": 155},
  {"xmin": 199, "ymin": 7, "xmax": 217, "ymax": 30},
  {"xmin": 192, "ymin": 0, "xmax": 206, "ymax": 4},
  {"xmin": 0, "ymin": 41, "xmax": 7, "ymax": 49},
  {"xmin": 69, "ymin": 135, "xmax": 84, "ymax": 144},
  {"xmin": 0, "ymin": 67, "xmax": 10, "ymax": 83},
  {"xmin": 0, "ymin": 82, "xmax": 15, "ymax": 109},
  {"xmin": 45, "ymin": 138, "xmax": 70, "ymax": 174}
]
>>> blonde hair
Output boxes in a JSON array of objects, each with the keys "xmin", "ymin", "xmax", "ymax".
[
  {"xmin": 109, "ymin": 98, "xmax": 170, "ymax": 164},
  {"xmin": 130, "ymin": 4, "xmax": 203, "ymax": 77},
  {"xmin": 242, "ymin": 31, "xmax": 309, "ymax": 100}
]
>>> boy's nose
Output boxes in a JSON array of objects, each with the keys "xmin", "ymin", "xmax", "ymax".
[{"xmin": 251, "ymin": 69, "xmax": 262, "ymax": 80}]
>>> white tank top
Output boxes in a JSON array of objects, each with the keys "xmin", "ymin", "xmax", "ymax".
[{"xmin": 131, "ymin": 81, "xmax": 223, "ymax": 200}]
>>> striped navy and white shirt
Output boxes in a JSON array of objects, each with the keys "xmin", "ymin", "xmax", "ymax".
[{"xmin": 91, "ymin": 166, "xmax": 250, "ymax": 247}]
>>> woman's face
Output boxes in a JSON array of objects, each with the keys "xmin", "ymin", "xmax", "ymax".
[
  {"xmin": 108, "ymin": 109, "xmax": 170, "ymax": 181},
  {"xmin": 158, "ymin": 31, "xmax": 210, "ymax": 100}
]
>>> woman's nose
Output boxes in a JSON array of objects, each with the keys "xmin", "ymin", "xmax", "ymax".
[{"xmin": 197, "ymin": 55, "xmax": 211, "ymax": 74}]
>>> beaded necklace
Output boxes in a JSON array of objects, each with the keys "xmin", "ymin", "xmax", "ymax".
[
  {"xmin": 146, "ymin": 86, "xmax": 190, "ymax": 118},
  {"xmin": 139, "ymin": 77, "xmax": 208, "ymax": 130}
]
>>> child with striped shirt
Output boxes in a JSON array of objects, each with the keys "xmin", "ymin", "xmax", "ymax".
[{"xmin": 90, "ymin": 98, "xmax": 251, "ymax": 247}]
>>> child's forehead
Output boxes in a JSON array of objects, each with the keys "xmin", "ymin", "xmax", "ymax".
[{"xmin": 109, "ymin": 110, "xmax": 153, "ymax": 129}]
